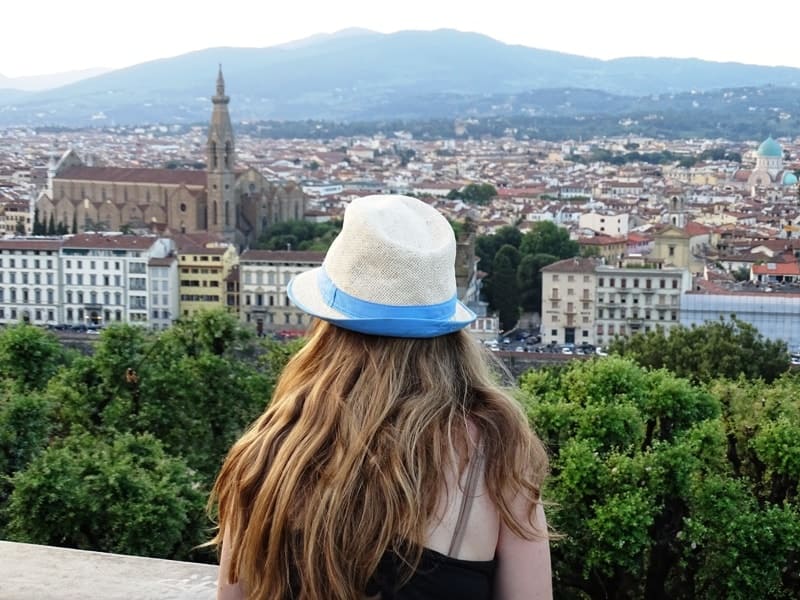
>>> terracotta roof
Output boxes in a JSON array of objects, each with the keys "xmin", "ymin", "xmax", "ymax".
[
  {"xmin": 57, "ymin": 166, "xmax": 206, "ymax": 187},
  {"xmin": 0, "ymin": 238, "xmax": 62, "ymax": 251},
  {"xmin": 62, "ymin": 234, "xmax": 161, "ymax": 250},
  {"xmin": 148, "ymin": 256, "xmax": 176, "ymax": 267},
  {"xmin": 541, "ymin": 257, "xmax": 598, "ymax": 274},
  {"xmin": 170, "ymin": 232, "xmax": 226, "ymax": 252},
  {"xmin": 685, "ymin": 221, "xmax": 712, "ymax": 236},
  {"xmin": 752, "ymin": 261, "xmax": 800, "ymax": 276},
  {"xmin": 627, "ymin": 233, "xmax": 651, "ymax": 243},
  {"xmin": 579, "ymin": 235, "xmax": 626, "ymax": 246},
  {"xmin": 240, "ymin": 250, "xmax": 325, "ymax": 263}
]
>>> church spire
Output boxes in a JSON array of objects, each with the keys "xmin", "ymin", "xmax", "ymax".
[
  {"xmin": 216, "ymin": 64, "xmax": 226, "ymax": 98},
  {"xmin": 213, "ymin": 64, "xmax": 229, "ymax": 105}
]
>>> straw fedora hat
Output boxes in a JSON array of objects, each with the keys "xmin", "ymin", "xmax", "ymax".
[{"xmin": 287, "ymin": 194, "xmax": 476, "ymax": 337}]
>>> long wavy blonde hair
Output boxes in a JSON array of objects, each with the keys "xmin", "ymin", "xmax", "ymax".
[{"xmin": 210, "ymin": 319, "xmax": 549, "ymax": 599}]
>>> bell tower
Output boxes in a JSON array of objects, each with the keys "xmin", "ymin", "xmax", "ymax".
[{"xmin": 207, "ymin": 65, "xmax": 237, "ymax": 236}]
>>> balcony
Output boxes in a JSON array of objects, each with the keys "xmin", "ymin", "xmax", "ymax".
[{"xmin": 0, "ymin": 541, "xmax": 218, "ymax": 600}]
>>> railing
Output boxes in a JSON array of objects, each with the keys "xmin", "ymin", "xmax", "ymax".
[{"xmin": 0, "ymin": 541, "xmax": 218, "ymax": 600}]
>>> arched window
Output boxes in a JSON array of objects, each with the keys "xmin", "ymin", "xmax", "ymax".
[
  {"xmin": 211, "ymin": 142, "xmax": 218, "ymax": 169},
  {"xmin": 224, "ymin": 141, "xmax": 232, "ymax": 169},
  {"xmin": 225, "ymin": 201, "xmax": 229, "ymax": 227},
  {"xmin": 213, "ymin": 202, "xmax": 218, "ymax": 226}
]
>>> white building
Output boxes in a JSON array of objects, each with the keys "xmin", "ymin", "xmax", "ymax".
[
  {"xmin": 238, "ymin": 250, "xmax": 324, "ymax": 335},
  {"xmin": 681, "ymin": 289, "xmax": 800, "ymax": 351},
  {"xmin": 0, "ymin": 239, "xmax": 62, "ymax": 325},
  {"xmin": 60, "ymin": 234, "xmax": 174, "ymax": 327},
  {"xmin": 541, "ymin": 257, "xmax": 691, "ymax": 347},
  {"xmin": 148, "ymin": 256, "xmax": 180, "ymax": 330},
  {"xmin": 594, "ymin": 263, "xmax": 691, "ymax": 346},
  {"xmin": 579, "ymin": 211, "xmax": 630, "ymax": 236}
]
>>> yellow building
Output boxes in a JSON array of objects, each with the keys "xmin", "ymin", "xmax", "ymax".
[
  {"xmin": 174, "ymin": 233, "xmax": 238, "ymax": 318},
  {"xmin": 1, "ymin": 201, "xmax": 32, "ymax": 235}
]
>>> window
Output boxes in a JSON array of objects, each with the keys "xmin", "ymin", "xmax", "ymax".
[
  {"xmin": 633, "ymin": 278, "xmax": 639, "ymax": 288},
  {"xmin": 599, "ymin": 278, "xmax": 604, "ymax": 287},
  {"xmin": 552, "ymin": 275, "xmax": 559, "ymax": 281},
  {"xmin": 609, "ymin": 278, "xmax": 615, "ymax": 287},
  {"xmin": 672, "ymin": 279, "xmax": 679, "ymax": 289},
  {"xmin": 551, "ymin": 329, "xmax": 557, "ymax": 336},
  {"xmin": 668, "ymin": 245, "xmax": 675, "ymax": 257},
  {"xmin": 660, "ymin": 279, "xmax": 666, "ymax": 289},
  {"xmin": 567, "ymin": 275, "xmax": 574, "ymax": 282}
]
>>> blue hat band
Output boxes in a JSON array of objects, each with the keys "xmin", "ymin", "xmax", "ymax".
[{"xmin": 318, "ymin": 268, "xmax": 457, "ymax": 321}]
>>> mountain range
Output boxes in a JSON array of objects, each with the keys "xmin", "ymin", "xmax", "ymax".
[{"xmin": 2, "ymin": 29, "xmax": 800, "ymax": 129}]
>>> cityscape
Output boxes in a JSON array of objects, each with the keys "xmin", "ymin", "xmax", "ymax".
[
  {"xmin": 0, "ymin": 70, "xmax": 799, "ymax": 356},
  {"xmin": 2, "ymin": 20, "xmax": 800, "ymax": 600}
]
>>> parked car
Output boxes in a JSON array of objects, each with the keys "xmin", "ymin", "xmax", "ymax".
[{"xmin": 595, "ymin": 346, "xmax": 609, "ymax": 356}]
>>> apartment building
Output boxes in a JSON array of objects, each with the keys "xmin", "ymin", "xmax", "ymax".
[
  {"xmin": 175, "ymin": 237, "xmax": 238, "ymax": 318},
  {"xmin": 541, "ymin": 258, "xmax": 598, "ymax": 346},
  {"xmin": 238, "ymin": 250, "xmax": 324, "ymax": 335},
  {"xmin": 0, "ymin": 239, "xmax": 61, "ymax": 325},
  {"xmin": 60, "ymin": 234, "xmax": 174, "ymax": 327},
  {"xmin": 594, "ymin": 262, "xmax": 691, "ymax": 346},
  {"xmin": 541, "ymin": 257, "xmax": 691, "ymax": 347},
  {"xmin": 148, "ymin": 256, "xmax": 179, "ymax": 329}
]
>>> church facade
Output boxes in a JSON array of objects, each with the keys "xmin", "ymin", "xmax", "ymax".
[{"xmin": 37, "ymin": 69, "xmax": 305, "ymax": 247}]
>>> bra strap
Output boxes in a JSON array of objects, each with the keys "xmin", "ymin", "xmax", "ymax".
[{"xmin": 448, "ymin": 450, "xmax": 484, "ymax": 557}]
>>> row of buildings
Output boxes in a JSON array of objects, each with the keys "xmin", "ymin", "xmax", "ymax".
[
  {"xmin": 0, "ymin": 233, "xmax": 321, "ymax": 335},
  {"xmin": 0, "ymin": 228, "xmax": 495, "ymax": 340}
]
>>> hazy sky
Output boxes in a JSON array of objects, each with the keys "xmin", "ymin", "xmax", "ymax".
[{"xmin": 3, "ymin": 0, "xmax": 800, "ymax": 77}]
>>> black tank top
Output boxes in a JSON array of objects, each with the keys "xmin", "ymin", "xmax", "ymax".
[{"xmin": 365, "ymin": 546, "xmax": 496, "ymax": 599}]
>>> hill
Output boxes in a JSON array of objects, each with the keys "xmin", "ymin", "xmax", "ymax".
[{"xmin": 2, "ymin": 29, "xmax": 800, "ymax": 128}]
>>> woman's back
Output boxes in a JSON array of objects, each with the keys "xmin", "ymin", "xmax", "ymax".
[{"xmin": 211, "ymin": 195, "xmax": 551, "ymax": 600}]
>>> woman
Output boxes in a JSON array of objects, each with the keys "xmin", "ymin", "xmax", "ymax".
[{"xmin": 210, "ymin": 195, "xmax": 552, "ymax": 599}]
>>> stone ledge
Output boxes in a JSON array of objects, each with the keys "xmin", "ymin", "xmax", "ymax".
[{"xmin": 0, "ymin": 541, "xmax": 218, "ymax": 600}]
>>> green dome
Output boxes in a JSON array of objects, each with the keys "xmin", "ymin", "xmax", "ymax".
[
  {"xmin": 757, "ymin": 136, "xmax": 783, "ymax": 157},
  {"xmin": 783, "ymin": 171, "xmax": 798, "ymax": 185}
]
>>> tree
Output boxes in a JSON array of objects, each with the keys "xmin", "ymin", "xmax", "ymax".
[
  {"xmin": 5, "ymin": 431, "xmax": 206, "ymax": 559},
  {"xmin": 46, "ymin": 212, "xmax": 56, "ymax": 235},
  {"xmin": 520, "ymin": 221, "xmax": 579, "ymax": 259},
  {"xmin": 451, "ymin": 183, "xmax": 498, "ymax": 205},
  {"xmin": 492, "ymin": 245, "xmax": 520, "ymax": 331},
  {"xmin": 71, "ymin": 212, "xmax": 78, "ymax": 234},
  {"xmin": 0, "ymin": 390, "xmax": 54, "ymax": 506},
  {"xmin": 608, "ymin": 316, "xmax": 790, "ymax": 383},
  {"xmin": 520, "ymin": 357, "xmax": 800, "ymax": 599},
  {"xmin": 517, "ymin": 253, "xmax": 558, "ymax": 313},
  {"xmin": 0, "ymin": 325, "xmax": 65, "ymax": 391},
  {"xmin": 32, "ymin": 208, "xmax": 43, "ymax": 235}
]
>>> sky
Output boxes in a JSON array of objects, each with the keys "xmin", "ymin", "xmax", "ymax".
[{"xmin": 3, "ymin": 0, "xmax": 800, "ymax": 78}]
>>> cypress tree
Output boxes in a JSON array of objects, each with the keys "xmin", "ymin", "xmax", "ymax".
[
  {"xmin": 72, "ymin": 212, "xmax": 78, "ymax": 234},
  {"xmin": 47, "ymin": 213, "xmax": 56, "ymax": 235}
]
